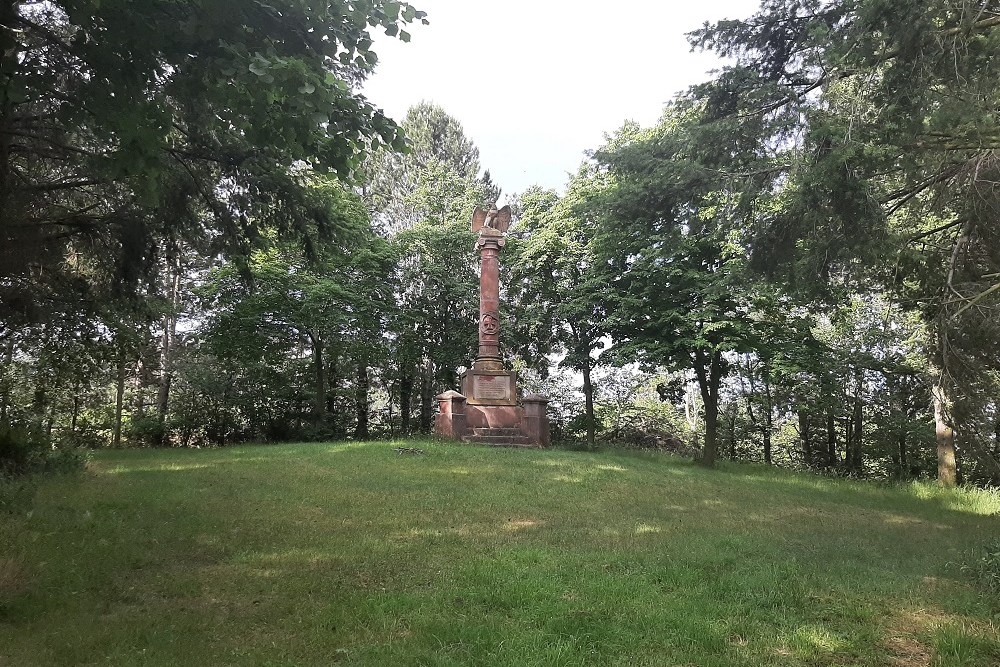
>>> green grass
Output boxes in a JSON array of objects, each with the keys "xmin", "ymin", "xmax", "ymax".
[{"xmin": 2, "ymin": 441, "xmax": 999, "ymax": 666}]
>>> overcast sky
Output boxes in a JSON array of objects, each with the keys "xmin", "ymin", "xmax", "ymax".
[{"xmin": 360, "ymin": 0, "xmax": 761, "ymax": 198}]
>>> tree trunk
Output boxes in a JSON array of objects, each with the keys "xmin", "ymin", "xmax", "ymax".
[
  {"xmin": 850, "ymin": 369, "xmax": 864, "ymax": 473},
  {"xmin": 826, "ymin": 408, "xmax": 837, "ymax": 468},
  {"xmin": 354, "ymin": 362, "xmax": 369, "ymax": 440},
  {"xmin": 386, "ymin": 378, "xmax": 394, "ymax": 439},
  {"xmin": 156, "ymin": 254, "xmax": 181, "ymax": 440},
  {"xmin": 798, "ymin": 406, "xmax": 812, "ymax": 466},
  {"xmin": 134, "ymin": 342, "xmax": 147, "ymax": 420},
  {"xmin": 311, "ymin": 333, "xmax": 326, "ymax": 422},
  {"xmin": 704, "ymin": 393, "xmax": 719, "ymax": 467},
  {"xmin": 934, "ymin": 223, "xmax": 969, "ymax": 486},
  {"xmin": 725, "ymin": 401, "xmax": 738, "ymax": 460},
  {"xmin": 762, "ymin": 371, "xmax": 774, "ymax": 465},
  {"xmin": 32, "ymin": 381, "xmax": 46, "ymax": 433},
  {"xmin": 112, "ymin": 350, "xmax": 126, "ymax": 448},
  {"xmin": 0, "ymin": 335, "xmax": 13, "ymax": 423},
  {"xmin": 419, "ymin": 359, "xmax": 433, "ymax": 433},
  {"xmin": 326, "ymin": 355, "xmax": 339, "ymax": 432},
  {"xmin": 0, "ymin": 0, "xmax": 18, "ymax": 220},
  {"xmin": 897, "ymin": 430, "xmax": 908, "ymax": 478},
  {"xmin": 693, "ymin": 349, "xmax": 722, "ymax": 467},
  {"xmin": 399, "ymin": 373, "xmax": 413, "ymax": 435},
  {"xmin": 933, "ymin": 384, "xmax": 957, "ymax": 487},
  {"xmin": 581, "ymin": 362, "xmax": 595, "ymax": 448},
  {"xmin": 70, "ymin": 380, "xmax": 80, "ymax": 434},
  {"xmin": 737, "ymin": 355, "xmax": 760, "ymax": 460},
  {"xmin": 994, "ymin": 417, "xmax": 1000, "ymax": 463},
  {"xmin": 45, "ymin": 401, "xmax": 54, "ymax": 439}
]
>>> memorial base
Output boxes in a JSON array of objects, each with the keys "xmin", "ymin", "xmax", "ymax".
[{"xmin": 435, "ymin": 374, "xmax": 549, "ymax": 448}]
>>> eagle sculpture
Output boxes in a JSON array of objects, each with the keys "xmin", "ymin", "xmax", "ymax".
[{"xmin": 471, "ymin": 204, "xmax": 512, "ymax": 234}]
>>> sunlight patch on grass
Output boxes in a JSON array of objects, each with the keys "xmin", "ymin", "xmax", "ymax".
[
  {"xmin": 102, "ymin": 462, "xmax": 215, "ymax": 474},
  {"xmin": 883, "ymin": 607, "xmax": 1000, "ymax": 667},
  {"xmin": 324, "ymin": 442, "xmax": 380, "ymax": 454},
  {"xmin": 634, "ymin": 522, "xmax": 662, "ymax": 535},
  {"xmin": 908, "ymin": 483, "xmax": 1000, "ymax": 516},
  {"xmin": 241, "ymin": 547, "xmax": 330, "ymax": 566},
  {"xmin": 786, "ymin": 624, "xmax": 849, "ymax": 656},
  {"xmin": 885, "ymin": 635, "xmax": 932, "ymax": 667},
  {"xmin": 551, "ymin": 474, "xmax": 584, "ymax": 483},
  {"xmin": 503, "ymin": 518, "xmax": 543, "ymax": 532},
  {"xmin": 406, "ymin": 526, "xmax": 473, "ymax": 538},
  {"xmin": 883, "ymin": 513, "xmax": 951, "ymax": 530},
  {"xmin": 932, "ymin": 621, "xmax": 1000, "ymax": 666},
  {"xmin": 536, "ymin": 458, "xmax": 573, "ymax": 468},
  {"xmin": 439, "ymin": 466, "xmax": 475, "ymax": 475}
]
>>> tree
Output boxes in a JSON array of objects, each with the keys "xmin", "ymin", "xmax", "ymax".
[
  {"xmin": 200, "ymin": 180, "xmax": 390, "ymax": 441},
  {"xmin": 392, "ymin": 220, "xmax": 478, "ymax": 432},
  {"xmin": 1, "ymin": 0, "xmax": 425, "ymax": 321},
  {"xmin": 507, "ymin": 173, "xmax": 608, "ymax": 447},
  {"xmin": 364, "ymin": 102, "xmax": 499, "ymax": 432},
  {"xmin": 590, "ymin": 108, "xmax": 779, "ymax": 467},
  {"xmin": 365, "ymin": 102, "xmax": 499, "ymax": 235},
  {"xmin": 690, "ymin": 0, "xmax": 1000, "ymax": 484}
]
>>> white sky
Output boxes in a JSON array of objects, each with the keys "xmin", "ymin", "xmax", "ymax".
[{"xmin": 361, "ymin": 0, "xmax": 761, "ymax": 197}]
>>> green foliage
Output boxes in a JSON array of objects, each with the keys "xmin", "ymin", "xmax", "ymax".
[
  {"xmin": 126, "ymin": 416, "xmax": 167, "ymax": 448},
  {"xmin": 960, "ymin": 540, "xmax": 1000, "ymax": 605},
  {"xmin": 366, "ymin": 102, "xmax": 498, "ymax": 235},
  {"xmin": 393, "ymin": 219, "xmax": 479, "ymax": 380},
  {"xmin": 197, "ymin": 180, "xmax": 392, "ymax": 442},
  {"xmin": 1, "ymin": 0, "xmax": 424, "ymax": 324},
  {"xmin": 0, "ymin": 424, "xmax": 87, "ymax": 478},
  {"xmin": 0, "ymin": 425, "xmax": 49, "ymax": 477},
  {"xmin": 588, "ymin": 106, "xmax": 781, "ymax": 465},
  {"xmin": 506, "ymin": 172, "xmax": 612, "ymax": 446},
  {"xmin": 689, "ymin": 0, "xmax": 1000, "ymax": 481}
]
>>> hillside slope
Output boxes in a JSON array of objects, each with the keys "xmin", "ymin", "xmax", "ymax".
[{"xmin": 2, "ymin": 442, "xmax": 999, "ymax": 666}]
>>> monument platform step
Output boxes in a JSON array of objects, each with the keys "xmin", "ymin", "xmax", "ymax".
[
  {"xmin": 471, "ymin": 427, "xmax": 522, "ymax": 437},
  {"xmin": 461, "ymin": 434, "xmax": 537, "ymax": 448}
]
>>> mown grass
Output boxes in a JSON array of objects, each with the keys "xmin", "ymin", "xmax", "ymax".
[{"xmin": 1, "ymin": 440, "xmax": 999, "ymax": 666}]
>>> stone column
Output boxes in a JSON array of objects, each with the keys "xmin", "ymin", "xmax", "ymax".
[
  {"xmin": 475, "ymin": 229, "xmax": 505, "ymax": 370},
  {"xmin": 522, "ymin": 393, "xmax": 550, "ymax": 448}
]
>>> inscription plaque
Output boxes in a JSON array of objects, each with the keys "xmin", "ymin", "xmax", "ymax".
[{"xmin": 473, "ymin": 374, "xmax": 512, "ymax": 401}]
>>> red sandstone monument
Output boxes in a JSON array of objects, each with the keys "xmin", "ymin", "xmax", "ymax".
[{"xmin": 434, "ymin": 205, "xmax": 550, "ymax": 447}]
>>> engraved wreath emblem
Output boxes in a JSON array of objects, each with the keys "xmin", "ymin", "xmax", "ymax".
[{"xmin": 480, "ymin": 312, "xmax": 500, "ymax": 335}]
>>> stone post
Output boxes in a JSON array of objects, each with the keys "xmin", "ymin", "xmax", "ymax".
[
  {"xmin": 475, "ymin": 229, "xmax": 505, "ymax": 370},
  {"xmin": 434, "ymin": 390, "xmax": 467, "ymax": 440},
  {"xmin": 522, "ymin": 393, "xmax": 550, "ymax": 448}
]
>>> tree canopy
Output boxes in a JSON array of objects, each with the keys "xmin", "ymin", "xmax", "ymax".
[
  {"xmin": 0, "ymin": 0, "xmax": 425, "ymax": 323},
  {"xmin": 3, "ymin": 0, "xmax": 999, "ymax": 489}
]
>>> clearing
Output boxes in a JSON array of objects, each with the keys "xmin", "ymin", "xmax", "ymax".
[{"xmin": 1, "ymin": 441, "xmax": 999, "ymax": 666}]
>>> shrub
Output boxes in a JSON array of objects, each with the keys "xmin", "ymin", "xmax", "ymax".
[
  {"xmin": 126, "ymin": 416, "xmax": 165, "ymax": 447},
  {"xmin": 0, "ymin": 424, "xmax": 87, "ymax": 512},
  {"xmin": 0, "ymin": 424, "xmax": 48, "ymax": 477},
  {"xmin": 962, "ymin": 540, "xmax": 1000, "ymax": 603}
]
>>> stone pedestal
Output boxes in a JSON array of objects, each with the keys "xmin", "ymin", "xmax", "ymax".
[
  {"xmin": 522, "ymin": 394, "xmax": 550, "ymax": 448},
  {"xmin": 435, "ymin": 390, "xmax": 467, "ymax": 439}
]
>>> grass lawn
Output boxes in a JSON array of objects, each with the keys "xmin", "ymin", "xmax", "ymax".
[{"xmin": 2, "ymin": 441, "xmax": 999, "ymax": 666}]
